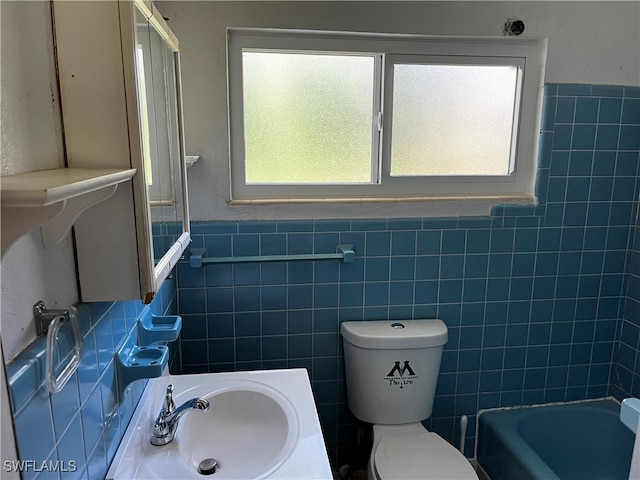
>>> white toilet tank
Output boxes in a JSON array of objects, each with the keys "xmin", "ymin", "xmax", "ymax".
[{"xmin": 341, "ymin": 319, "xmax": 447, "ymax": 425}]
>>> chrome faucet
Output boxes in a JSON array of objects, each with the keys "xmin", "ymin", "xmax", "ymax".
[{"xmin": 150, "ymin": 384, "xmax": 210, "ymax": 446}]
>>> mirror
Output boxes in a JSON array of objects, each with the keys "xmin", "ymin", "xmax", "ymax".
[{"xmin": 134, "ymin": 7, "xmax": 188, "ymax": 268}]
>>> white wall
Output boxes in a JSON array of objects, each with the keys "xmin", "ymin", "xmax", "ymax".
[
  {"xmin": 157, "ymin": 0, "xmax": 640, "ymax": 222},
  {"xmin": 1, "ymin": 1, "xmax": 78, "ymax": 361},
  {"xmin": 1, "ymin": 2, "xmax": 78, "ymax": 467},
  {"xmin": 0, "ymin": 1, "xmax": 78, "ymax": 360}
]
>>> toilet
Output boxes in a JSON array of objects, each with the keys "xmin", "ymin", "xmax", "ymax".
[{"xmin": 340, "ymin": 319, "xmax": 478, "ymax": 480}]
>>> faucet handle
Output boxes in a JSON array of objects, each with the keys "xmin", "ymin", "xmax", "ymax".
[{"xmin": 164, "ymin": 384, "xmax": 175, "ymax": 414}]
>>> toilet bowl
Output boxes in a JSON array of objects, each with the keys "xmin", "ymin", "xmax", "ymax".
[
  {"xmin": 340, "ymin": 320, "xmax": 478, "ymax": 480},
  {"xmin": 368, "ymin": 424, "xmax": 477, "ymax": 480}
]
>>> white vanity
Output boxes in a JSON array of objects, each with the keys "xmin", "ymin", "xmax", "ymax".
[{"xmin": 106, "ymin": 369, "xmax": 333, "ymax": 479}]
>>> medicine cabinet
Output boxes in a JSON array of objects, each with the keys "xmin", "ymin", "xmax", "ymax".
[{"xmin": 53, "ymin": 0, "xmax": 190, "ymax": 303}]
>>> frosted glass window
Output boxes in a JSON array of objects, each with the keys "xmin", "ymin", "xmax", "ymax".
[
  {"xmin": 242, "ymin": 51, "xmax": 375, "ymax": 184},
  {"xmin": 390, "ymin": 64, "xmax": 519, "ymax": 177},
  {"xmin": 227, "ymin": 29, "xmax": 544, "ymax": 202}
]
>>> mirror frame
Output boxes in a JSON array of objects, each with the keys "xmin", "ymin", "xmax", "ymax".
[{"xmin": 120, "ymin": 0, "xmax": 191, "ymax": 303}]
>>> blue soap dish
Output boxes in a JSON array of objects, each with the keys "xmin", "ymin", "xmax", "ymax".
[
  {"xmin": 137, "ymin": 312, "xmax": 182, "ymax": 346},
  {"xmin": 115, "ymin": 335, "xmax": 168, "ymax": 393}
]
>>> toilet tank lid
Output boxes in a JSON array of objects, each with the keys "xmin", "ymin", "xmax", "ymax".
[{"xmin": 340, "ymin": 320, "xmax": 448, "ymax": 349}]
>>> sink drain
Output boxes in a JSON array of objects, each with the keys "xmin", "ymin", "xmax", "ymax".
[{"xmin": 198, "ymin": 458, "xmax": 221, "ymax": 475}]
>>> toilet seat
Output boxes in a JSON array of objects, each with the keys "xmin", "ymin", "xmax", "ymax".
[{"xmin": 373, "ymin": 431, "xmax": 477, "ymax": 480}]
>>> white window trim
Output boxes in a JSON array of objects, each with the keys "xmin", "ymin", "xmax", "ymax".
[{"xmin": 227, "ymin": 28, "xmax": 547, "ymax": 205}]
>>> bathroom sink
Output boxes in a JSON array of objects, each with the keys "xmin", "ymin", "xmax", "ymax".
[
  {"xmin": 106, "ymin": 369, "xmax": 332, "ymax": 480},
  {"xmin": 177, "ymin": 383, "xmax": 298, "ymax": 478}
]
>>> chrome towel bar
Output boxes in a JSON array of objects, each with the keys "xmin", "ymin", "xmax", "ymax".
[{"xmin": 33, "ymin": 301, "xmax": 83, "ymax": 394}]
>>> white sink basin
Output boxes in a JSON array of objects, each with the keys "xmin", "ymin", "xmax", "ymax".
[
  {"xmin": 178, "ymin": 381, "xmax": 298, "ymax": 478},
  {"xmin": 107, "ymin": 369, "xmax": 332, "ymax": 480}
]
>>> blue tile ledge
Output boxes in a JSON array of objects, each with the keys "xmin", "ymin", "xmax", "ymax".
[{"xmin": 7, "ymin": 345, "xmax": 47, "ymax": 414}]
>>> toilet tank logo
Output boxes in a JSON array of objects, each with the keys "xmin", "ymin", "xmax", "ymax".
[{"xmin": 384, "ymin": 361, "xmax": 418, "ymax": 388}]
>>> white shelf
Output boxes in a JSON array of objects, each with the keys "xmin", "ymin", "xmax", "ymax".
[
  {"xmin": 1, "ymin": 168, "xmax": 136, "ymax": 206},
  {"xmin": 1, "ymin": 168, "xmax": 136, "ymax": 255}
]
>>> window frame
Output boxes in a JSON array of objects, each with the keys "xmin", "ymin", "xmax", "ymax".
[
  {"xmin": 227, "ymin": 28, "xmax": 546, "ymax": 203},
  {"xmin": 381, "ymin": 54, "xmax": 526, "ymax": 192}
]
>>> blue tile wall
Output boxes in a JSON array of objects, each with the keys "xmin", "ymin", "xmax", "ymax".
[
  {"xmin": 6, "ymin": 278, "xmax": 177, "ymax": 480},
  {"xmin": 174, "ymin": 84, "xmax": 639, "ymax": 465}
]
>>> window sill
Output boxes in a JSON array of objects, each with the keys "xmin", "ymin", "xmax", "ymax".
[
  {"xmin": 228, "ymin": 194, "xmax": 536, "ymax": 206},
  {"xmin": 223, "ymin": 195, "xmax": 537, "ymax": 220}
]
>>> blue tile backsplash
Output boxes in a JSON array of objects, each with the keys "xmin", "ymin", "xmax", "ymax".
[
  {"xmin": 7, "ymin": 279, "xmax": 177, "ymax": 480},
  {"xmin": 5, "ymin": 84, "xmax": 639, "ymax": 476}
]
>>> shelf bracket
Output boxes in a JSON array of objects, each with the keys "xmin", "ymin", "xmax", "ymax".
[
  {"xmin": 41, "ymin": 185, "xmax": 119, "ymax": 246},
  {"xmin": 1, "ymin": 203, "xmax": 64, "ymax": 258},
  {"xmin": 0, "ymin": 167, "xmax": 135, "ymax": 258}
]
